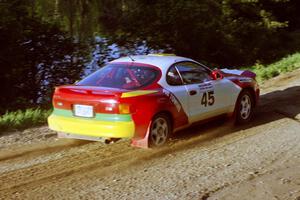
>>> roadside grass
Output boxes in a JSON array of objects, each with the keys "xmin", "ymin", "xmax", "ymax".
[
  {"xmin": 247, "ymin": 52, "xmax": 300, "ymax": 82},
  {"xmin": 0, "ymin": 108, "xmax": 52, "ymax": 132}
]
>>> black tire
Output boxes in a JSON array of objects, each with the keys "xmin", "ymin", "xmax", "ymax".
[
  {"xmin": 149, "ymin": 113, "xmax": 171, "ymax": 147},
  {"xmin": 235, "ymin": 90, "xmax": 254, "ymax": 124}
]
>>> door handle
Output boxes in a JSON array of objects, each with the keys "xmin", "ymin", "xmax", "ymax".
[{"xmin": 189, "ymin": 90, "xmax": 197, "ymax": 96}]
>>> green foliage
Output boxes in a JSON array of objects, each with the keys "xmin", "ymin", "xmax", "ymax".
[
  {"xmin": 94, "ymin": 0, "xmax": 295, "ymax": 65},
  {"xmin": 35, "ymin": 0, "xmax": 102, "ymax": 41},
  {"xmin": 0, "ymin": 108, "xmax": 51, "ymax": 132},
  {"xmin": 0, "ymin": 0, "xmax": 89, "ymax": 113},
  {"xmin": 248, "ymin": 53, "xmax": 300, "ymax": 82}
]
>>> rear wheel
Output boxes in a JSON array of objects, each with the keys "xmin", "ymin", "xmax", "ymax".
[
  {"xmin": 235, "ymin": 90, "xmax": 254, "ymax": 124},
  {"xmin": 149, "ymin": 113, "xmax": 171, "ymax": 147}
]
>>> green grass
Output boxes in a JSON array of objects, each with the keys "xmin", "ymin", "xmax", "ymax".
[
  {"xmin": 0, "ymin": 108, "xmax": 52, "ymax": 132},
  {"xmin": 246, "ymin": 52, "xmax": 300, "ymax": 82}
]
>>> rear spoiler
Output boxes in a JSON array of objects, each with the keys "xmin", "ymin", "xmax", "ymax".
[{"xmin": 220, "ymin": 68, "xmax": 256, "ymax": 79}]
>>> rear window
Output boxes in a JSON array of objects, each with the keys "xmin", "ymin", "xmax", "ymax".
[{"xmin": 77, "ymin": 64, "xmax": 160, "ymax": 90}]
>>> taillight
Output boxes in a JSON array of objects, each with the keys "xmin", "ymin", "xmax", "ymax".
[
  {"xmin": 104, "ymin": 105, "xmax": 114, "ymax": 112},
  {"xmin": 98, "ymin": 100, "xmax": 118, "ymax": 113},
  {"xmin": 98, "ymin": 100, "xmax": 133, "ymax": 114},
  {"xmin": 118, "ymin": 104, "xmax": 130, "ymax": 114}
]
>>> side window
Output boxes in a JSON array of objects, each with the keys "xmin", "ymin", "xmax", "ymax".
[
  {"xmin": 166, "ymin": 66, "xmax": 183, "ymax": 86},
  {"xmin": 176, "ymin": 62, "xmax": 212, "ymax": 84}
]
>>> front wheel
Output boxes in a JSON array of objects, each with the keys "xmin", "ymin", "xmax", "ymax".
[
  {"xmin": 149, "ymin": 113, "xmax": 171, "ymax": 147},
  {"xmin": 235, "ymin": 90, "xmax": 254, "ymax": 124}
]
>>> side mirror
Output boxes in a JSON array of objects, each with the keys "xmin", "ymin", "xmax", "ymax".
[{"xmin": 211, "ymin": 70, "xmax": 223, "ymax": 80}]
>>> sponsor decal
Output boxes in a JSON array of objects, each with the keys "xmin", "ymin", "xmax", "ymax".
[
  {"xmin": 198, "ymin": 82, "xmax": 214, "ymax": 91},
  {"xmin": 163, "ymin": 89, "xmax": 182, "ymax": 112}
]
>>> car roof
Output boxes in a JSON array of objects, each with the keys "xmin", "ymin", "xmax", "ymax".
[{"xmin": 110, "ymin": 54, "xmax": 196, "ymax": 70}]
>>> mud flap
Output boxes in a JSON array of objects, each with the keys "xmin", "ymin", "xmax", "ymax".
[{"xmin": 130, "ymin": 121, "xmax": 151, "ymax": 148}]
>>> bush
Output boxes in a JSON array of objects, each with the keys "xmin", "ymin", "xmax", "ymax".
[
  {"xmin": 248, "ymin": 53, "xmax": 300, "ymax": 82},
  {"xmin": 0, "ymin": 108, "xmax": 51, "ymax": 132}
]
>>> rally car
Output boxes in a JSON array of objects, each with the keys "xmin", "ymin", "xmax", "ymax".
[{"xmin": 48, "ymin": 54, "xmax": 259, "ymax": 148}]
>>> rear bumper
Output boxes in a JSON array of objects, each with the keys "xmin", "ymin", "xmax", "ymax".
[{"xmin": 48, "ymin": 114, "xmax": 135, "ymax": 138}]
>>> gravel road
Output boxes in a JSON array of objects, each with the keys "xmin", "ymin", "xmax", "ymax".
[{"xmin": 1, "ymin": 69, "xmax": 300, "ymax": 200}]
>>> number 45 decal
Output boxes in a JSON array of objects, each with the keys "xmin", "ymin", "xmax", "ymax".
[{"xmin": 201, "ymin": 91, "xmax": 215, "ymax": 106}]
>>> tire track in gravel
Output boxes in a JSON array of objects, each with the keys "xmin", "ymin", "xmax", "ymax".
[
  {"xmin": 0, "ymin": 141, "xmax": 135, "ymax": 190},
  {"xmin": 0, "ymin": 139, "xmax": 92, "ymax": 162},
  {"xmin": 0, "ymin": 113, "xmax": 299, "ymax": 199},
  {"xmin": 11, "ymin": 116, "xmax": 297, "ymax": 200},
  {"xmin": 0, "ymin": 116, "xmax": 248, "ymax": 192},
  {"xmin": 0, "ymin": 111, "xmax": 294, "ymax": 192},
  {"xmin": 0, "ymin": 110, "xmax": 285, "ymax": 193}
]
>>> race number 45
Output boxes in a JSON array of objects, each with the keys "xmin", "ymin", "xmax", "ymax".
[{"xmin": 201, "ymin": 91, "xmax": 215, "ymax": 107}]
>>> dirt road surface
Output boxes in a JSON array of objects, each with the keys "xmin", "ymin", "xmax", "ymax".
[{"xmin": 1, "ymin": 69, "xmax": 300, "ymax": 200}]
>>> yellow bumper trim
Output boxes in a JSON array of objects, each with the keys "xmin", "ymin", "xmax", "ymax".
[{"xmin": 48, "ymin": 114, "xmax": 135, "ymax": 138}]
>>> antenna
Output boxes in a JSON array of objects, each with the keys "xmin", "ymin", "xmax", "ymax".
[{"xmin": 128, "ymin": 55, "xmax": 135, "ymax": 62}]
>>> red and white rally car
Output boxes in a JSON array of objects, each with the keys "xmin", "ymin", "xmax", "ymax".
[{"xmin": 48, "ymin": 54, "xmax": 259, "ymax": 148}]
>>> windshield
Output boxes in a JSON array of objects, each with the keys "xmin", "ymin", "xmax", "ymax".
[{"xmin": 77, "ymin": 64, "xmax": 160, "ymax": 90}]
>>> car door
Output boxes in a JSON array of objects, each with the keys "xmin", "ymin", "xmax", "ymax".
[
  {"xmin": 163, "ymin": 65, "xmax": 189, "ymax": 117},
  {"xmin": 175, "ymin": 62, "xmax": 231, "ymax": 123}
]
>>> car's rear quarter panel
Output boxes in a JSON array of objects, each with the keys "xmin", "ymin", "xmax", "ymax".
[{"xmin": 120, "ymin": 89, "xmax": 189, "ymax": 139}]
